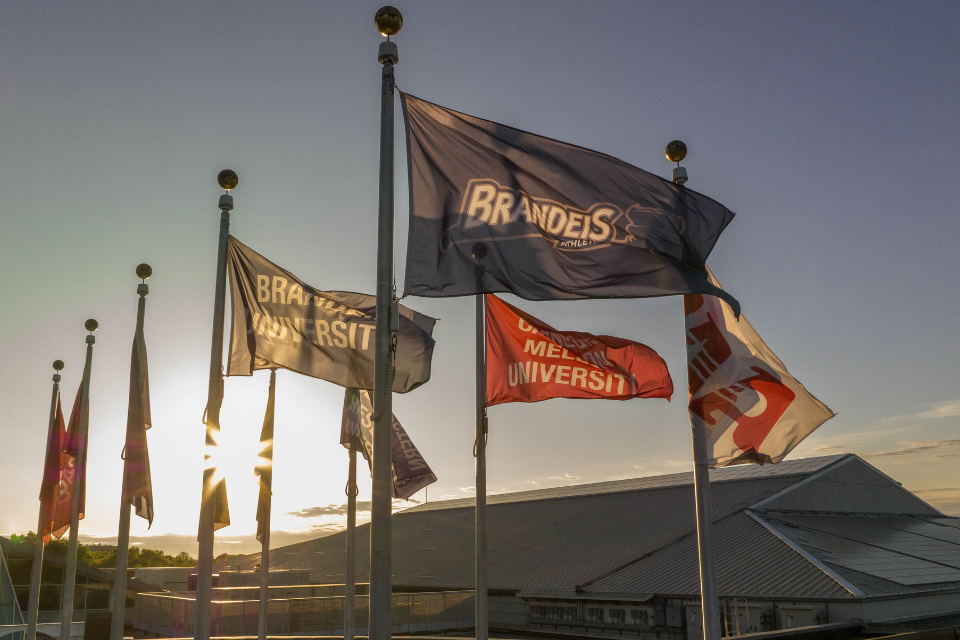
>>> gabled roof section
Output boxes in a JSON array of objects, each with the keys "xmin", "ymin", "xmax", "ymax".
[
  {"xmin": 403, "ymin": 454, "xmax": 849, "ymax": 514},
  {"xmin": 751, "ymin": 455, "xmax": 941, "ymax": 516}
]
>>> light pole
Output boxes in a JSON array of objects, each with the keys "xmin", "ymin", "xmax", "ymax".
[
  {"xmin": 195, "ymin": 169, "xmax": 238, "ymax": 640},
  {"xmin": 370, "ymin": 7, "xmax": 402, "ymax": 640},
  {"xmin": 669, "ymin": 140, "xmax": 720, "ymax": 640}
]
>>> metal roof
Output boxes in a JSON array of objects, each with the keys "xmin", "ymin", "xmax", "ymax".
[
  {"xmin": 226, "ymin": 454, "xmax": 960, "ymax": 602},
  {"xmin": 759, "ymin": 514, "xmax": 960, "ymax": 588},
  {"xmin": 401, "ymin": 454, "xmax": 850, "ymax": 514}
]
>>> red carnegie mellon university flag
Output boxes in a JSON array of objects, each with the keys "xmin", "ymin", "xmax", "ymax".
[
  {"xmin": 485, "ymin": 294, "xmax": 673, "ymax": 406},
  {"xmin": 122, "ymin": 310, "xmax": 154, "ymax": 526},
  {"xmin": 39, "ymin": 394, "xmax": 68, "ymax": 542},
  {"xmin": 685, "ymin": 269, "xmax": 835, "ymax": 467}
]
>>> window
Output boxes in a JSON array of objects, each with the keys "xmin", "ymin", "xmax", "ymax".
[
  {"xmin": 587, "ymin": 607, "xmax": 603, "ymax": 622},
  {"xmin": 609, "ymin": 608, "xmax": 626, "ymax": 624},
  {"xmin": 631, "ymin": 609, "xmax": 649, "ymax": 625}
]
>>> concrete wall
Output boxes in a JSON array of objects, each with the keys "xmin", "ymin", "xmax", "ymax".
[{"xmin": 490, "ymin": 595, "xmax": 527, "ymax": 627}]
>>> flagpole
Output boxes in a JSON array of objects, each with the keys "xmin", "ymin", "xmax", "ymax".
[
  {"xmin": 370, "ymin": 8, "xmax": 402, "ymax": 640},
  {"xmin": 109, "ymin": 266, "xmax": 150, "ymax": 640},
  {"xmin": 472, "ymin": 244, "xmax": 489, "ymax": 640},
  {"xmin": 195, "ymin": 170, "xmax": 238, "ymax": 640},
  {"xmin": 668, "ymin": 141, "xmax": 720, "ymax": 640},
  {"xmin": 257, "ymin": 369, "xmax": 276, "ymax": 640},
  {"xmin": 344, "ymin": 447, "xmax": 358, "ymax": 640},
  {"xmin": 60, "ymin": 320, "xmax": 97, "ymax": 640},
  {"xmin": 26, "ymin": 361, "xmax": 64, "ymax": 640}
]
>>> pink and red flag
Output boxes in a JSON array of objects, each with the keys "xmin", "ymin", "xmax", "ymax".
[
  {"xmin": 685, "ymin": 269, "xmax": 834, "ymax": 467},
  {"xmin": 39, "ymin": 394, "xmax": 70, "ymax": 542},
  {"xmin": 485, "ymin": 294, "xmax": 673, "ymax": 406}
]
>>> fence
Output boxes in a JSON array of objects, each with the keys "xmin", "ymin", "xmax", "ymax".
[{"xmin": 134, "ymin": 590, "xmax": 474, "ymax": 638}]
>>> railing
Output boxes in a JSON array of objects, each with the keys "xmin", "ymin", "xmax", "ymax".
[{"xmin": 134, "ymin": 590, "xmax": 475, "ymax": 638}]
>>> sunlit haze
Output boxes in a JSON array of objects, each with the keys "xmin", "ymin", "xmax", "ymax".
[{"xmin": 1, "ymin": 1, "xmax": 958, "ymax": 556}]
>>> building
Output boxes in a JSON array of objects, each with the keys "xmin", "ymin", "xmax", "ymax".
[
  {"xmin": 0, "ymin": 536, "xmax": 156, "ymax": 639},
  {"xmin": 224, "ymin": 453, "xmax": 960, "ymax": 638}
]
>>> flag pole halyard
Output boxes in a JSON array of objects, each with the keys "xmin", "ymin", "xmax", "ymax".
[
  {"xmin": 26, "ymin": 360, "xmax": 64, "ymax": 640},
  {"xmin": 60, "ymin": 320, "xmax": 97, "ymax": 640},
  {"xmin": 472, "ymin": 243, "xmax": 489, "ymax": 640},
  {"xmin": 344, "ymin": 447, "xmax": 358, "ymax": 640},
  {"xmin": 669, "ymin": 142, "xmax": 720, "ymax": 640},
  {"xmin": 195, "ymin": 170, "xmax": 238, "ymax": 640},
  {"xmin": 371, "ymin": 7, "xmax": 402, "ymax": 640},
  {"xmin": 257, "ymin": 368, "xmax": 276, "ymax": 640},
  {"xmin": 110, "ymin": 267, "xmax": 151, "ymax": 640}
]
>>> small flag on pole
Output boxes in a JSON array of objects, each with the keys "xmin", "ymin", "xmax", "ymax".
[
  {"xmin": 254, "ymin": 372, "xmax": 275, "ymax": 543},
  {"xmin": 60, "ymin": 385, "xmax": 86, "ymax": 525},
  {"xmin": 685, "ymin": 269, "xmax": 835, "ymax": 467},
  {"xmin": 341, "ymin": 388, "xmax": 437, "ymax": 500},
  {"xmin": 39, "ymin": 396, "xmax": 68, "ymax": 543},
  {"xmin": 123, "ymin": 312, "xmax": 154, "ymax": 525},
  {"xmin": 485, "ymin": 294, "xmax": 673, "ymax": 406}
]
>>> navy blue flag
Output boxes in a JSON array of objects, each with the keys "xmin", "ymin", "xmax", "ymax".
[{"xmin": 400, "ymin": 93, "xmax": 740, "ymax": 315}]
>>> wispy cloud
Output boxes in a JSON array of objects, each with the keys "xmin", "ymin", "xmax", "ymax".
[
  {"xmin": 287, "ymin": 502, "xmax": 372, "ymax": 518},
  {"xmin": 863, "ymin": 439, "xmax": 960, "ymax": 459},
  {"xmin": 459, "ymin": 486, "xmax": 476, "ymax": 493},
  {"xmin": 882, "ymin": 400, "xmax": 960, "ymax": 424},
  {"xmin": 547, "ymin": 473, "xmax": 581, "ymax": 481},
  {"xmin": 912, "ymin": 487, "xmax": 960, "ymax": 516}
]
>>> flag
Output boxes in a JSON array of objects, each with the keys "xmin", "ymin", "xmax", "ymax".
[
  {"xmin": 685, "ymin": 269, "xmax": 835, "ymax": 467},
  {"xmin": 485, "ymin": 294, "xmax": 673, "ymax": 406},
  {"xmin": 60, "ymin": 385, "xmax": 86, "ymax": 525},
  {"xmin": 340, "ymin": 388, "xmax": 437, "ymax": 500},
  {"xmin": 122, "ymin": 313, "xmax": 154, "ymax": 525},
  {"xmin": 400, "ymin": 93, "xmax": 740, "ymax": 315},
  {"xmin": 39, "ymin": 395, "xmax": 68, "ymax": 543},
  {"xmin": 227, "ymin": 236, "xmax": 437, "ymax": 392},
  {"xmin": 213, "ymin": 479, "xmax": 230, "ymax": 532},
  {"xmin": 254, "ymin": 372, "xmax": 275, "ymax": 543}
]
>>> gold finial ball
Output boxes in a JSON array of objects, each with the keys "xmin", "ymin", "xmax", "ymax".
[
  {"xmin": 85, "ymin": 319, "xmax": 99, "ymax": 333},
  {"xmin": 375, "ymin": 6, "xmax": 403, "ymax": 37},
  {"xmin": 217, "ymin": 169, "xmax": 239, "ymax": 191},
  {"xmin": 53, "ymin": 360, "xmax": 65, "ymax": 371},
  {"xmin": 136, "ymin": 263, "xmax": 153, "ymax": 280},
  {"xmin": 665, "ymin": 140, "xmax": 687, "ymax": 164}
]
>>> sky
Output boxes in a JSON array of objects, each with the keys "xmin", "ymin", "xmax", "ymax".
[{"xmin": 1, "ymin": 1, "xmax": 958, "ymax": 557}]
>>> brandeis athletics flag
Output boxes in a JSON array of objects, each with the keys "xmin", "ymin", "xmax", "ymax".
[
  {"xmin": 227, "ymin": 236, "xmax": 437, "ymax": 392},
  {"xmin": 123, "ymin": 310, "xmax": 154, "ymax": 525},
  {"xmin": 401, "ymin": 93, "xmax": 740, "ymax": 314},
  {"xmin": 485, "ymin": 294, "xmax": 673, "ymax": 406},
  {"xmin": 60, "ymin": 385, "xmax": 86, "ymax": 527},
  {"xmin": 341, "ymin": 388, "xmax": 437, "ymax": 499},
  {"xmin": 686, "ymin": 269, "xmax": 835, "ymax": 466},
  {"xmin": 39, "ymin": 395, "xmax": 69, "ymax": 542}
]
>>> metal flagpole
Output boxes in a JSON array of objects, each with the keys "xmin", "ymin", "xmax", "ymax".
[
  {"xmin": 257, "ymin": 369, "xmax": 276, "ymax": 640},
  {"xmin": 344, "ymin": 448, "xmax": 358, "ymax": 640},
  {"xmin": 195, "ymin": 169, "xmax": 238, "ymax": 640},
  {"xmin": 26, "ymin": 360, "xmax": 64, "ymax": 640},
  {"xmin": 370, "ymin": 7, "xmax": 402, "ymax": 640},
  {"xmin": 668, "ymin": 141, "xmax": 720, "ymax": 640},
  {"xmin": 472, "ymin": 244, "xmax": 489, "ymax": 640},
  {"xmin": 60, "ymin": 319, "xmax": 98, "ymax": 640},
  {"xmin": 110, "ymin": 265, "xmax": 151, "ymax": 640}
]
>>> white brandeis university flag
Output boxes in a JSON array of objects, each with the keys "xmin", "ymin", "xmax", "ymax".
[{"xmin": 685, "ymin": 269, "xmax": 835, "ymax": 467}]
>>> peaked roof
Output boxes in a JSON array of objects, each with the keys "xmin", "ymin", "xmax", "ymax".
[{"xmin": 229, "ymin": 454, "xmax": 960, "ymax": 602}]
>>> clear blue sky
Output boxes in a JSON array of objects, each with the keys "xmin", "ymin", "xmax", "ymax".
[{"xmin": 1, "ymin": 1, "xmax": 958, "ymax": 556}]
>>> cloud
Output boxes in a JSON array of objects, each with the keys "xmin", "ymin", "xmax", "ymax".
[
  {"xmin": 863, "ymin": 439, "xmax": 960, "ymax": 459},
  {"xmin": 912, "ymin": 487, "xmax": 960, "ymax": 517},
  {"xmin": 547, "ymin": 473, "xmax": 581, "ymax": 481},
  {"xmin": 287, "ymin": 502, "xmax": 372, "ymax": 518},
  {"xmin": 882, "ymin": 400, "xmax": 960, "ymax": 424},
  {"xmin": 459, "ymin": 486, "xmax": 476, "ymax": 493}
]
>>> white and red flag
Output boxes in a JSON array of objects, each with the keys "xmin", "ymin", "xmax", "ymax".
[
  {"xmin": 486, "ymin": 294, "xmax": 673, "ymax": 406},
  {"xmin": 685, "ymin": 270, "xmax": 834, "ymax": 467}
]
